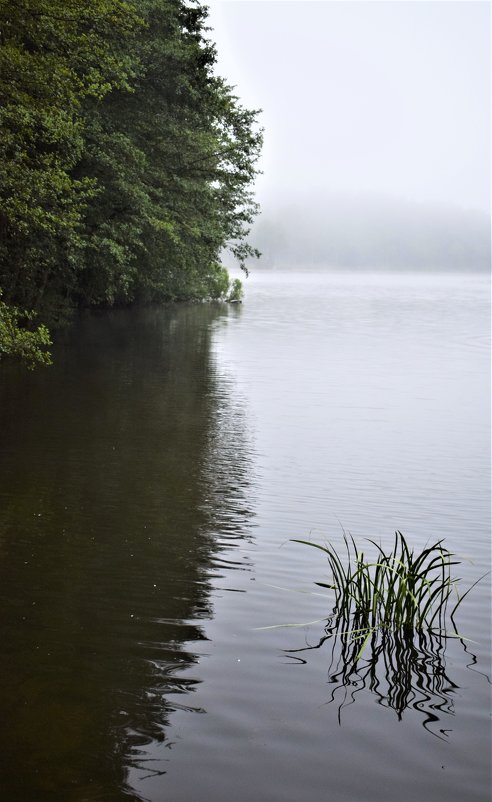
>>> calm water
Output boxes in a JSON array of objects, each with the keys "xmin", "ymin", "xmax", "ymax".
[{"xmin": 0, "ymin": 271, "xmax": 490, "ymax": 801}]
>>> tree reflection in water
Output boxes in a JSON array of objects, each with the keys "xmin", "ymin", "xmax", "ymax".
[{"xmin": 0, "ymin": 304, "xmax": 254, "ymax": 801}]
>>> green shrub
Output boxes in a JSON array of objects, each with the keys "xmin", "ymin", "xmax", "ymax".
[
  {"xmin": 0, "ymin": 290, "xmax": 52, "ymax": 369},
  {"xmin": 227, "ymin": 278, "xmax": 243, "ymax": 303}
]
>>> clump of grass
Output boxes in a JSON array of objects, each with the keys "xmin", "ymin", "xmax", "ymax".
[{"xmin": 292, "ymin": 531, "xmax": 482, "ymax": 662}]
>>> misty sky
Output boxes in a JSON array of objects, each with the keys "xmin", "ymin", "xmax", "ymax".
[{"xmin": 207, "ymin": 1, "xmax": 490, "ymax": 215}]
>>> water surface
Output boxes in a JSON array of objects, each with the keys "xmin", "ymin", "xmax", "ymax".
[{"xmin": 0, "ymin": 271, "xmax": 490, "ymax": 801}]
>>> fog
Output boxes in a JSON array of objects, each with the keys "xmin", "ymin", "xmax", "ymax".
[
  {"xmin": 246, "ymin": 192, "xmax": 490, "ymax": 271},
  {"xmin": 208, "ymin": 1, "xmax": 491, "ymax": 270}
]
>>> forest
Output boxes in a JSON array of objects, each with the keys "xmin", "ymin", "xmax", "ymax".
[{"xmin": 0, "ymin": 0, "xmax": 262, "ymax": 366}]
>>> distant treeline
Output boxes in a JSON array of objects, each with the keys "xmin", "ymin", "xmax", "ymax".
[
  {"xmin": 0, "ymin": 0, "xmax": 262, "ymax": 364},
  {"xmin": 249, "ymin": 196, "xmax": 490, "ymax": 272}
]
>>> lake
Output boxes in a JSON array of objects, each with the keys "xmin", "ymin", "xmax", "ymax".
[{"xmin": 0, "ymin": 270, "xmax": 490, "ymax": 801}]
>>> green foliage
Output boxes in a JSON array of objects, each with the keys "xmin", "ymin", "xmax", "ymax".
[
  {"xmin": 0, "ymin": 0, "xmax": 262, "ymax": 342},
  {"xmin": 0, "ymin": 0, "xmax": 142, "ymax": 317},
  {"xmin": 205, "ymin": 264, "xmax": 231, "ymax": 300},
  {"xmin": 227, "ymin": 278, "xmax": 243, "ymax": 303},
  {"xmin": 0, "ymin": 289, "xmax": 52, "ymax": 368},
  {"xmin": 74, "ymin": 0, "xmax": 262, "ymax": 305}
]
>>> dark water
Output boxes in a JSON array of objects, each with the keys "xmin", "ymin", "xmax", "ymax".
[{"xmin": 0, "ymin": 272, "xmax": 490, "ymax": 801}]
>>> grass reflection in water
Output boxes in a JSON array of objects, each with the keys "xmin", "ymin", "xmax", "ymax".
[{"xmin": 277, "ymin": 532, "xmax": 489, "ymax": 738}]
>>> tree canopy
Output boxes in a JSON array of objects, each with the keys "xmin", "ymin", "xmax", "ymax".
[{"xmin": 0, "ymin": 0, "xmax": 262, "ymax": 366}]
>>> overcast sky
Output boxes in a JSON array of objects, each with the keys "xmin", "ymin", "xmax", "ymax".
[{"xmin": 207, "ymin": 1, "xmax": 491, "ymax": 215}]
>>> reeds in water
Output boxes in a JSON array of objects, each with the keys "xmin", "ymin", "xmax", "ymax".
[{"xmin": 292, "ymin": 530, "xmax": 479, "ymax": 661}]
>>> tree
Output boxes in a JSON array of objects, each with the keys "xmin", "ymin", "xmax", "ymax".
[
  {"xmin": 0, "ymin": 0, "xmax": 142, "ymax": 318},
  {"xmin": 0, "ymin": 0, "xmax": 262, "ymax": 365},
  {"xmin": 74, "ymin": 0, "xmax": 262, "ymax": 305}
]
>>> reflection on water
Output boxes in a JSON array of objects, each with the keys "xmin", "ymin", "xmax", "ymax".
[
  {"xmin": 0, "ymin": 272, "xmax": 490, "ymax": 802},
  {"xmin": 0, "ymin": 305, "xmax": 254, "ymax": 801},
  {"xmin": 285, "ymin": 624, "xmax": 484, "ymax": 739}
]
